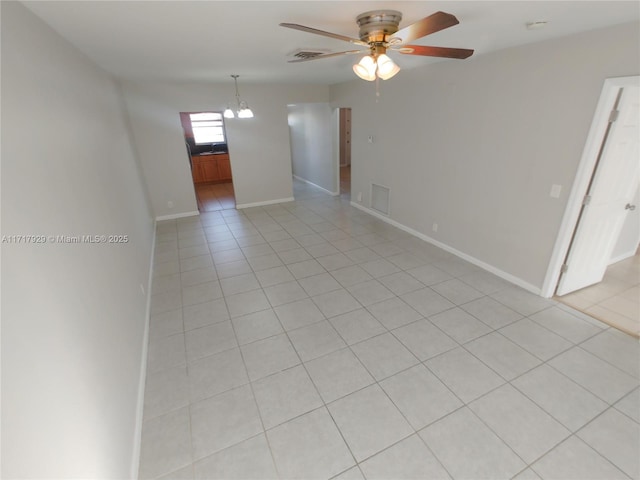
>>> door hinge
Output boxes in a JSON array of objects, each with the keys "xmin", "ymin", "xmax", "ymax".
[
  {"xmin": 582, "ymin": 194, "xmax": 592, "ymax": 206},
  {"xmin": 608, "ymin": 109, "xmax": 619, "ymax": 123},
  {"xmin": 561, "ymin": 264, "xmax": 569, "ymax": 273}
]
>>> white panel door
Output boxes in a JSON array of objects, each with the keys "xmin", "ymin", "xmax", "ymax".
[{"xmin": 557, "ymin": 85, "xmax": 640, "ymax": 295}]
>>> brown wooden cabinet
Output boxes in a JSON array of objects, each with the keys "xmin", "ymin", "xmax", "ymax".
[
  {"xmin": 201, "ymin": 159, "xmax": 220, "ymax": 182},
  {"xmin": 190, "ymin": 156, "xmax": 205, "ymax": 183},
  {"xmin": 191, "ymin": 153, "xmax": 232, "ymax": 184},
  {"xmin": 217, "ymin": 155, "xmax": 232, "ymax": 181}
]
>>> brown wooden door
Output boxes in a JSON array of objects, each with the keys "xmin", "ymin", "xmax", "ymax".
[{"xmin": 339, "ymin": 108, "xmax": 352, "ymax": 166}]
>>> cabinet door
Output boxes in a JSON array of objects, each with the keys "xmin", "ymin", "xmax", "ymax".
[
  {"xmin": 191, "ymin": 157, "xmax": 205, "ymax": 183},
  {"xmin": 201, "ymin": 158, "xmax": 220, "ymax": 182},
  {"xmin": 217, "ymin": 155, "xmax": 232, "ymax": 180}
]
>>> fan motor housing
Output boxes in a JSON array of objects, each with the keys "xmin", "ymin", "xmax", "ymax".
[{"xmin": 356, "ymin": 10, "xmax": 402, "ymax": 43}]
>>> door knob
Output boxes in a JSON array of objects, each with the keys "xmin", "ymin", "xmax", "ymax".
[{"xmin": 625, "ymin": 203, "xmax": 636, "ymax": 211}]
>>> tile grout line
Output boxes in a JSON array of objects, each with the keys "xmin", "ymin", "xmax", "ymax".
[{"xmin": 145, "ymin": 184, "xmax": 639, "ymax": 480}]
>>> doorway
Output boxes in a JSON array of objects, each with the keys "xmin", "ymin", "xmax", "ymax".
[
  {"xmin": 558, "ymin": 252, "xmax": 639, "ymax": 336},
  {"xmin": 544, "ymin": 76, "xmax": 639, "ymax": 336},
  {"xmin": 179, "ymin": 111, "xmax": 236, "ymax": 212},
  {"xmin": 339, "ymin": 107, "xmax": 352, "ymax": 200}
]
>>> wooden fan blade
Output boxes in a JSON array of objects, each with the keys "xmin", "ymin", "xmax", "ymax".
[
  {"xmin": 288, "ymin": 50, "xmax": 363, "ymax": 63},
  {"xmin": 398, "ymin": 45, "xmax": 474, "ymax": 59},
  {"xmin": 280, "ymin": 23, "xmax": 369, "ymax": 46},
  {"xmin": 389, "ymin": 11, "xmax": 459, "ymax": 44}
]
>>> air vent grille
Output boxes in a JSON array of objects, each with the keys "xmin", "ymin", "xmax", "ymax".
[
  {"xmin": 371, "ymin": 184, "xmax": 390, "ymax": 215},
  {"xmin": 289, "ymin": 48, "xmax": 331, "ymax": 60}
]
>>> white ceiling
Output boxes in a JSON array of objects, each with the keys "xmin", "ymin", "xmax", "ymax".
[{"xmin": 23, "ymin": 1, "xmax": 639, "ymax": 85}]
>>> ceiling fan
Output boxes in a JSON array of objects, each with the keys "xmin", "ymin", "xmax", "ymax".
[{"xmin": 280, "ymin": 10, "xmax": 474, "ymax": 81}]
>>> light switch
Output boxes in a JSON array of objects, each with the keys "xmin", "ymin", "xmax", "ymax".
[{"xmin": 550, "ymin": 184, "xmax": 562, "ymax": 198}]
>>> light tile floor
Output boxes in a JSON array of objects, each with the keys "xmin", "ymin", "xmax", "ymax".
[
  {"xmin": 556, "ymin": 254, "xmax": 640, "ymax": 337},
  {"xmin": 142, "ymin": 179, "xmax": 640, "ymax": 480}
]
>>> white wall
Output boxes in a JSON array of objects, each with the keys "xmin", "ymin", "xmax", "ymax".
[
  {"xmin": 330, "ymin": 21, "xmax": 640, "ymax": 291},
  {"xmin": 1, "ymin": 3, "xmax": 155, "ymax": 478},
  {"xmin": 288, "ymin": 103, "xmax": 337, "ymax": 194},
  {"xmin": 121, "ymin": 81, "xmax": 331, "ymax": 215}
]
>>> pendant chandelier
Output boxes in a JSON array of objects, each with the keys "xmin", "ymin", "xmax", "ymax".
[{"xmin": 223, "ymin": 74, "xmax": 254, "ymax": 119}]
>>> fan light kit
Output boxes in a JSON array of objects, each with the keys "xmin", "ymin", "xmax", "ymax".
[
  {"xmin": 281, "ymin": 10, "xmax": 474, "ymax": 82},
  {"xmin": 353, "ymin": 52, "xmax": 400, "ymax": 81},
  {"xmin": 223, "ymin": 74, "xmax": 254, "ymax": 119}
]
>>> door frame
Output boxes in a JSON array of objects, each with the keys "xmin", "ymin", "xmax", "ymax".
[
  {"xmin": 541, "ymin": 75, "xmax": 639, "ymax": 298},
  {"xmin": 336, "ymin": 107, "xmax": 353, "ymax": 197}
]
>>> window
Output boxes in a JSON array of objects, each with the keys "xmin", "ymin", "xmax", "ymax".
[{"xmin": 190, "ymin": 112, "xmax": 226, "ymax": 144}]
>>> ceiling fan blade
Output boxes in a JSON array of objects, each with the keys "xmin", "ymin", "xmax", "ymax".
[
  {"xmin": 288, "ymin": 50, "xmax": 364, "ymax": 63},
  {"xmin": 389, "ymin": 11, "xmax": 459, "ymax": 45},
  {"xmin": 280, "ymin": 23, "xmax": 369, "ymax": 46},
  {"xmin": 398, "ymin": 45, "xmax": 474, "ymax": 59}
]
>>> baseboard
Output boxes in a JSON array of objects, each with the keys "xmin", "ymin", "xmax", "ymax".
[
  {"xmin": 609, "ymin": 250, "xmax": 637, "ymax": 266},
  {"xmin": 130, "ymin": 224, "xmax": 156, "ymax": 479},
  {"xmin": 293, "ymin": 175, "xmax": 339, "ymax": 196},
  {"xmin": 235, "ymin": 197, "xmax": 295, "ymax": 209},
  {"xmin": 350, "ymin": 202, "xmax": 542, "ymax": 296},
  {"xmin": 155, "ymin": 210, "xmax": 199, "ymax": 221}
]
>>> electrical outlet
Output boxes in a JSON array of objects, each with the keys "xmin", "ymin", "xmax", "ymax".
[
  {"xmin": 167, "ymin": 201, "xmax": 174, "ymax": 209},
  {"xmin": 367, "ymin": 135, "xmax": 374, "ymax": 144},
  {"xmin": 357, "ymin": 192, "xmax": 363, "ymax": 202},
  {"xmin": 432, "ymin": 223, "xmax": 438, "ymax": 232}
]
